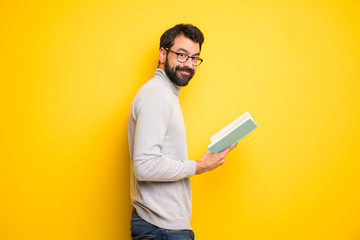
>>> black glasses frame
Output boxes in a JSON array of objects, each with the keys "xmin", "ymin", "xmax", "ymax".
[{"xmin": 165, "ymin": 48, "xmax": 203, "ymax": 66}]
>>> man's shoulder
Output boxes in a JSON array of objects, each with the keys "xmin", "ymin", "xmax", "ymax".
[
  {"xmin": 130, "ymin": 79, "xmax": 174, "ymax": 117},
  {"xmin": 136, "ymin": 78, "xmax": 173, "ymax": 102}
]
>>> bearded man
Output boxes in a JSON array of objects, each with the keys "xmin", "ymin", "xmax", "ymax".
[{"xmin": 127, "ymin": 23, "xmax": 237, "ymax": 240}]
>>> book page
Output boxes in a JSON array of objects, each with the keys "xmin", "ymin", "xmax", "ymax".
[{"xmin": 210, "ymin": 112, "xmax": 251, "ymax": 143}]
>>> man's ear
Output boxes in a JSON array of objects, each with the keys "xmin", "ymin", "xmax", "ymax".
[{"xmin": 159, "ymin": 48, "xmax": 167, "ymax": 64}]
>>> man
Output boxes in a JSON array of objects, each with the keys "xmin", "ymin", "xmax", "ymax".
[{"xmin": 128, "ymin": 23, "xmax": 237, "ymax": 240}]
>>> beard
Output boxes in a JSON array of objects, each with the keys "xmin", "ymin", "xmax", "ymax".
[{"xmin": 164, "ymin": 57, "xmax": 195, "ymax": 87}]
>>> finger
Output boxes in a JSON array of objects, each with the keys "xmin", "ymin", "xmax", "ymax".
[
  {"xmin": 228, "ymin": 143, "xmax": 238, "ymax": 150},
  {"xmin": 220, "ymin": 143, "xmax": 238, "ymax": 155},
  {"xmin": 220, "ymin": 146, "xmax": 232, "ymax": 155}
]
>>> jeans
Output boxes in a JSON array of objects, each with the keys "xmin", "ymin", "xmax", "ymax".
[{"xmin": 131, "ymin": 209, "xmax": 195, "ymax": 240}]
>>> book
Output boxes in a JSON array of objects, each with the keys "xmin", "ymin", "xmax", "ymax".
[{"xmin": 208, "ymin": 112, "xmax": 258, "ymax": 153}]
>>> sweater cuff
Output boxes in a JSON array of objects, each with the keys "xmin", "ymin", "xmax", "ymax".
[{"xmin": 184, "ymin": 160, "xmax": 197, "ymax": 177}]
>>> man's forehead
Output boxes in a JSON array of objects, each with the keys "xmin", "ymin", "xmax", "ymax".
[{"xmin": 172, "ymin": 35, "xmax": 200, "ymax": 55}]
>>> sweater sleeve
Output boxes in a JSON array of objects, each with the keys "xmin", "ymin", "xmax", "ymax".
[{"xmin": 132, "ymin": 89, "xmax": 196, "ymax": 182}]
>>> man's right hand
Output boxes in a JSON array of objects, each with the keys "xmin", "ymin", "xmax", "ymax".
[{"xmin": 195, "ymin": 143, "xmax": 238, "ymax": 175}]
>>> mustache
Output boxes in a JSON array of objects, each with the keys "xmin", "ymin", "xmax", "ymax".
[{"xmin": 176, "ymin": 66, "xmax": 194, "ymax": 75}]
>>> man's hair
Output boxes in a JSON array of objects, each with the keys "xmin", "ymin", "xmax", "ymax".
[{"xmin": 159, "ymin": 23, "xmax": 205, "ymax": 51}]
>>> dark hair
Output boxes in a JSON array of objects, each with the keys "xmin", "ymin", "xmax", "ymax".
[{"xmin": 159, "ymin": 23, "xmax": 205, "ymax": 51}]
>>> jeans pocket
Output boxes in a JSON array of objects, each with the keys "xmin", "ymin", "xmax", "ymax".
[
  {"xmin": 165, "ymin": 230, "xmax": 195, "ymax": 240},
  {"xmin": 132, "ymin": 234, "xmax": 156, "ymax": 240}
]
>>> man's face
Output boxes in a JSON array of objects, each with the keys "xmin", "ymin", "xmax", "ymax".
[{"xmin": 164, "ymin": 35, "xmax": 200, "ymax": 87}]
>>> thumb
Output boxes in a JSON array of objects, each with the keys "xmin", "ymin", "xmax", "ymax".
[{"xmin": 221, "ymin": 143, "xmax": 238, "ymax": 155}]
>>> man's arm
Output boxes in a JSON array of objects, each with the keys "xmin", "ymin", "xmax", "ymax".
[
  {"xmin": 132, "ymin": 89, "xmax": 196, "ymax": 182},
  {"xmin": 132, "ymin": 88, "xmax": 237, "ymax": 181}
]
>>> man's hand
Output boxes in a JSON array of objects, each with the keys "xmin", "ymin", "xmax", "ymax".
[{"xmin": 195, "ymin": 143, "xmax": 238, "ymax": 175}]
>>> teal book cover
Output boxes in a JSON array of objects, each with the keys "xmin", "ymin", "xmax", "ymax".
[{"xmin": 208, "ymin": 112, "xmax": 258, "ymax": 153}]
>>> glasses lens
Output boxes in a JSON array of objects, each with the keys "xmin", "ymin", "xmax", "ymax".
[
  {"xmin": 177, "ymin": 53, "xmax": 187, "ymax": 63},
  {"xmin": 195, "ymin": 59, "xmax": 203, "ymax": 66}
]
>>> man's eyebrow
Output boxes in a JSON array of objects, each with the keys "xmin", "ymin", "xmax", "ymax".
[{"xmin": 176, "ymin": 48, "xmax": 200, "ymax": 56}]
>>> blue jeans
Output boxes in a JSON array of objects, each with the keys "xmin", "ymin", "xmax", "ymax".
[{"xmin": 131, "ymin": 209, "xmax": 195, "ymax": 240}]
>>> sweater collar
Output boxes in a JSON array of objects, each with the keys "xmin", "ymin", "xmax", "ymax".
[{"xmin": 155, "ymin": 68, "xmax": 182, "ymax": 96}]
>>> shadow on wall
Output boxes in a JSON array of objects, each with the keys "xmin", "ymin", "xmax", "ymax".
[
  {"xmin": 114, "ymin": 109, "xmax": 132, "ymax": 238},
  {"xmin": 116, "ymin": 46, "xmax": 160, "ymax": 238},
  {"xmin": 92, "ymin": 104, "xmax": 133, "ymax": 238}
]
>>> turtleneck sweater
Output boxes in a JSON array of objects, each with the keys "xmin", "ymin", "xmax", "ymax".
[{"xmin": 128, "ymin": 68, "xmax": 197, "ymax": 230}]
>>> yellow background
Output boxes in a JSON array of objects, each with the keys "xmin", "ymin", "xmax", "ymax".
[{"xmin": 1, "ymin": 0, "xmax": 360, "ymax": 239}]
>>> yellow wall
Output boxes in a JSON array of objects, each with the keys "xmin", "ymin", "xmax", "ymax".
[{"xmin": 1, "ymin": 0, "xmax": 360, "ymax": 239}]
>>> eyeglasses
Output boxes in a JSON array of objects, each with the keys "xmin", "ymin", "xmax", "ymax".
[{"xmin": 165, "ymin": 48, "xmax": 203, "ymax": 66}]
